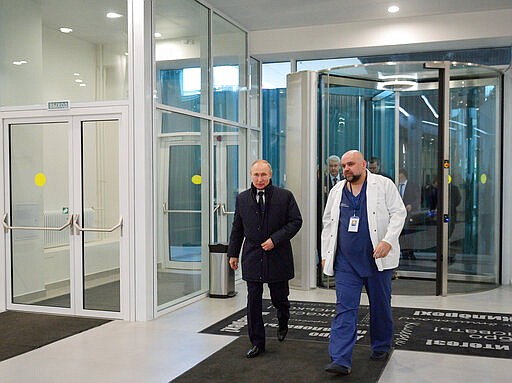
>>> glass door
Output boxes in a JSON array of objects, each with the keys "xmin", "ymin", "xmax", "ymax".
[
  {"xmin": 156, "ymin": 126, "xmax": 209, "ymax": 308},
  {"xmin": 319, "ymin": 62, "xmax": 501, "ymax": 294},
  {"xmin": 212, "ymin": 124, "xmax": 246, "ymax": 279},
  {"xmin": 3, "ymin": 109, "xmax": 128, "ymax": 319}
]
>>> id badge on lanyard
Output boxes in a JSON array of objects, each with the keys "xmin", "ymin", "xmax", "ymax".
[
  {"xmin": 348, "ymin": 215, "xmax": 360, "ymax": 232},
  {"xmin": 347, "ymin": 181, "xmax": 361, "ymax": 232}
]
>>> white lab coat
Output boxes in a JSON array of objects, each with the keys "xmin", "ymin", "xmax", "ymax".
[{"xmin": 321, "ymin": 170, "xmax": 406, "ymax": 276}]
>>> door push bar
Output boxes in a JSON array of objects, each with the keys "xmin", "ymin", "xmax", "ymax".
[
  {"xmin": 72, "ymin": 214, "xmax": 123, "ymax": 236},
  {"xmin": 2, "ymin": 213, "xmax": 73, "ymax": 233},
  {"xmin": 2, "ymin": 212, "xmax": 123, "ymax": 236}
]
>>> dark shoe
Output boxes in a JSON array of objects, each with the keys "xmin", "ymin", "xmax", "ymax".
[
  {"xmin": 370, "ymin": 350, "xmax": 389, "ymax": 360},
  {"xmin": 325, "ymin": 361, "xmax": 351, "ymax": 375},
  {"xmin": 277, "ymin": 325, "xmax": 288, "ymax": 341},
  {"xmin": 246, "ymin": 345, "xmax": 265, "ymax": 358}
]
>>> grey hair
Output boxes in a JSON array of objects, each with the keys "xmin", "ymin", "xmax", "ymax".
[{"xmin": 327, "ymin": 155, "xmax": 340, "ymax": 164}]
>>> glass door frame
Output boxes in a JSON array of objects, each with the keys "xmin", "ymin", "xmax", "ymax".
[
  {"xmin": 157, "ymin": 132, "xmax": 208, "ymax": 271},
  {"xmin": 1, "ymin": 105, "xmax": 130, "ymax": 319}
]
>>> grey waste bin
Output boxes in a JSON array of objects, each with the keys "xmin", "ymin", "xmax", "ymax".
[{"xmin": 209, "ymin": 243, "xmax": 236, "ymax": 298}]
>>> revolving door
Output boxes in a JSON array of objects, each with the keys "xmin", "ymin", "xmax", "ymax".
[{"xmin": 319, "ymin": 62, "xmax": 501, "ymax": 295}]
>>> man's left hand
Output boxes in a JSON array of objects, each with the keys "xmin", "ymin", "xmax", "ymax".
[
  {"xmin": 373, "ymin": 241, "xmax": 391, "ymax": 259},
  {"xmin": 261, "ymin": 238, "xmax": 274, "ymax": 251}
]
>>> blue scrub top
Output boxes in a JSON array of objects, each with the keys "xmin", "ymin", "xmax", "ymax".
[{"xmin": 336, "ymin": 181, "xmax": 377, "ymax": 277}]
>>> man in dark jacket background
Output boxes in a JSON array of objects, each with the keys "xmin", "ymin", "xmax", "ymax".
[{"xmin": 228, "ymin": 159, "xmax": 302, "ymax": 358}]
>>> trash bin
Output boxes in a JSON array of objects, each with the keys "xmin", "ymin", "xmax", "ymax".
[{"xmin": 209, "ymin": 243, "xmax": 236, "ymax": 298}]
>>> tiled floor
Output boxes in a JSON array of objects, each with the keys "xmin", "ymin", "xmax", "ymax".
[{"xmin": 1, "ymin": 283, "xmax": 511, "ymax": 382}]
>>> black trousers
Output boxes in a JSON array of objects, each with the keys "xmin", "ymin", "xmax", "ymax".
[{"xmin": 246, "ymin": 280, "xmax": 290, "ymax": 349}]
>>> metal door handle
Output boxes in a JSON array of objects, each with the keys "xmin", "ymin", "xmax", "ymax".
[
  {"xmin": 2, "ymin": 213, "xmax": 73, "ymax": 233},
  {"xmin": 214, "ymin": 203, "xmax": 227, "ymax": 215},
  {"xmin": 73, "ymin": 214, "xmax": 123, "ymax": 235}
]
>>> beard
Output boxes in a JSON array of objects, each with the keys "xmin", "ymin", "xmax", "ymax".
[{"xmin": 345, "ymin": 172, "xmax": 362, "ymax": 182}]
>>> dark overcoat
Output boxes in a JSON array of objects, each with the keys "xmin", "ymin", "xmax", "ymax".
[{"xmin": 227, "ymin": 182, "xmax": 302, "ymax": 283}]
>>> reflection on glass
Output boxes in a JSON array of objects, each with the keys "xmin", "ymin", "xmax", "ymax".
[
  {"xmin": 0, "ymin": 0, "xmax": 128, "ymax": 106},
  {"xmin": 157, "ymin": 112, "xmax": 208, "ymax": 308},
  {"xmin": 213, "ymin": 123, "xmax": 241, "ymax": 244},
  {"xmin": 82, "ymin": 120, "xmax": 120, "ymax": 312},
  {"xmin": 154, "ymin": 0, "xmax": 209, "ymax": 114},
  {"xmin": 9, "ymin": 123, "xmax": 70, "ymax": 307},
  {"xmin": 212, "ymin": 12, "xmax": 247, "ymax": 123}
]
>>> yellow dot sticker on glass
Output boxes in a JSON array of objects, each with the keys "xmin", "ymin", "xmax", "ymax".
[
  {"xmin": 191, "ymin": 175, "xmax": 202, "ymax": 185},
  {"xmin": 34, "ymin": 172, "xmax": 46, "ymax": 187},
  {"xmin": 481, "ymin": 173, "xmax": 487, "ymax": 184},
  {"xmin": 447, "ymin": 174, "xmax": 452, "ymax": 184}
]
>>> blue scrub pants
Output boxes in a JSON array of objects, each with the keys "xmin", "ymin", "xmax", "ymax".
[{"xmin": 329, "ymin": 254, "xmax": 393, "ymax": 367}]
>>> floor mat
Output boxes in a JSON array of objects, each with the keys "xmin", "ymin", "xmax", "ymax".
[
  {"xmin": 0, "ymin": 311, "xmax": 110, "ymax": 361},
  {"xmin": 201, "ymin": 299, "xmax": 512, "ymax": 359},
  {"xmin": 171, "ymin": 336, "xmax": 388, "ymax": 383}
]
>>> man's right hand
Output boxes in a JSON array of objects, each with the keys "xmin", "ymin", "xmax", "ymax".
[
  {"xmin": 229, "ymin": 257, "xmax": 239, "ymax": 270},
  {"xmin": 321, "ymin": 259, "xmax": 325, "ymax": 270}
]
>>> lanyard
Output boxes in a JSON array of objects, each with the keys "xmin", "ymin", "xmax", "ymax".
[{"xmin": 347, "ymin": 181, "xmax": 364, "ymax": 216}]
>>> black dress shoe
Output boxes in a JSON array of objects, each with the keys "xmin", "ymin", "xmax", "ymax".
[
  {"xmin": 277, "ymin": 325, "xmax": 288, "ymax": 341},
  {"xmin": 324, "ymin": 361, "xmax": 351, "ymax": 375},
  {"xmin": 370, "ymin": 350, "xmax": 389, "ymax": 360},
  {"xmin": 246, "ymin": 345, "xmax": 265, "ymax": 358}
]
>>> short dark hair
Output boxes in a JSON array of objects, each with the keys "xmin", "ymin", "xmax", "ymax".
[{"xmin": 399, "ymin": 168, "xmax": 408, "ymax": 177}]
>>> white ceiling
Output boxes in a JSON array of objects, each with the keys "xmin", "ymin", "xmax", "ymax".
[{"xmin": 206, "ymin": 0, "xmax": 512, "ymax": 31}]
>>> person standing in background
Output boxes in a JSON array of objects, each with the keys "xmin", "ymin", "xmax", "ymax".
[{"xmin": 398, "ymin": 168, "xmax": 420, "ymax": 260}]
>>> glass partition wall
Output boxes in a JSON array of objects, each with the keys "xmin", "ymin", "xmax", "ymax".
[
  {"xmin": 319, "ymin": 62, "xmax": 501, "ymax": 294},
  {"xmin": 154, "ymin": 0, "xmax": 259, "ymax": 312}
]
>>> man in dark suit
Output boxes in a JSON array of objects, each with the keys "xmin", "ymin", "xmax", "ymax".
[
  {"xmin": 398, "ymin": 169, "xmax": 420, "ymax": 260},
  {"xmin": 228, "ymin": 159, "xmax": 303, "ymax": 358},
  {"xmin": 368, "ymin": 156, "xmax": 393, "ymax": 180},
  {"xmin": 327, "ymin": 155, "xmax": 342, "ymax": 191}
]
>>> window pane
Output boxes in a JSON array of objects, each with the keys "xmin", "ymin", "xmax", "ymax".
[
  {"xmin": 156, "ymin": 111, "xmax": 209, "ymax": 308},
  {"xmin": 0, "ymin": 0, "xmax": 128, "ymax": 106},
  {"xmin": 154, "ymin": 0, "xmax": 209, "ymax": 114},
  {"xmin": 262, "ymin": 62, "xmax": 290, "ymax": 187},
  {"xmin": 249, "ymin": 57, "xmax": 261, "ymax": 127},
  {"xmin": 212, "ymin": 13, "xmax": 247, "ymax": 123}
]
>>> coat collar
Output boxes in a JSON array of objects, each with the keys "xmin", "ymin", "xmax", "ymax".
[{"xmin": 251, "ymin": 179, "xmax": 274, "ymax": 195}]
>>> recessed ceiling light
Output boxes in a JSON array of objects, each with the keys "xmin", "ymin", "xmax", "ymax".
[
  {"xmin": 60, "ymin": 27, "xmax": 73, "ymax": 33},
  {"xmin": 388, "ymin": 5, "xmax": 400, "ymax": 13},
  {"xmin": 13, "ymin": 60, "xmax": 27, "ymax": 66},
  {"xmin": 154, "ymin": 32, "xmax": 162, "ymax": 38},
  {"xmin": 79, "ymin": 83, "xmax": 86, "ymax": 87},
  {"xmin": 73, "ymin": 72, "xmax": 80, "ymax": 76},
  {"xmin": 75, "ymin": 79, "xmax": 83, "ymax": 83},
  {"xmin": 106, "ymin": 12, "xmax": 123, "ymax": 19}
]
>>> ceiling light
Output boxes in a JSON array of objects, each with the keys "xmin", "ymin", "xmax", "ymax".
[
  {"xmin": 60, "ymin": 27, "xmax": 73, "ymax": 33},
  {"xmin": 75, "ymin": 79, "xmax": 83, "ymax": 83},
  {"xmin": 154, "ymin": 32, "xmax": 162, "ymax": 38},
  {"xmin": 13, "ymin": 60, "xmax": 27, "ymax": 66},
  {"xmin": 106, "ymin": 12, "xmax": 123, "ymax": 19},
  {"xmin": 79, "ymin": 83, "xmax": 86, "ymax": 87},
  {"xmin": 73, "ymin": 72, "xmax": 80, "ymax": 76},
  {"xmin": 388, "ymin": 5, "xmax": 400, "ymax": 13}
]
